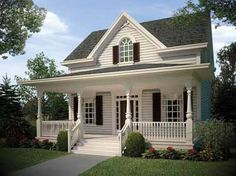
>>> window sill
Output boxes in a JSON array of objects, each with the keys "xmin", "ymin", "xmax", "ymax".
[{"xmin": 117, "ymin": 61, "xmax": 134, "ymax": 66}]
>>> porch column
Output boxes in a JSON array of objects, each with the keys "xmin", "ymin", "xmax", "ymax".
[
  {"xmin": 185, "ymin": 81, "xmax": 193, "ymax": 145},
  {"xmin": 36, "ymin": 90, "xmax": 43, "ymax": 138},
  {"xmin": 68, "ymin": 94, "xmax": 73, "ymax": 121},
  {"xmin": 77, "ymin": 92, "xmax": 84, "ymax": 139},
  {"xmin": 125, "ymin": 90, "xmax": 132, "ymax": 127}
]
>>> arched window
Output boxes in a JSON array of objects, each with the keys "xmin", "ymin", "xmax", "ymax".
[{"xmin": 119, "ymin": 37, "xmax": 133, "ymax": 62}]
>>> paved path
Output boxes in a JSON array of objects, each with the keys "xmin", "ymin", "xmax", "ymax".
[{"xmin": 10, "ymin": 154, "xmax": 110, "ymax": 176}]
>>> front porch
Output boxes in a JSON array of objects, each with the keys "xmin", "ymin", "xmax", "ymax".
[{"xmin": 18, "ymin": 64, "xmax": 212, "ymax": 155}]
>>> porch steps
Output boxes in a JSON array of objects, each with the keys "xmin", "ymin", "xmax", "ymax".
[{"xmin": 72, "ymin": 134, "xmax": 120, "ymax": 156}]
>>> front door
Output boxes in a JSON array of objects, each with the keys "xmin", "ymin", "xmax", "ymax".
[{"xmin": 119, "ymin": 100, "xmax": 134, "ymax": 129}]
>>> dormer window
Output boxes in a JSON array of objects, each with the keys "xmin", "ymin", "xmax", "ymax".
[
  {"xmin": 119, "ymin": 37, "xmax": 133, "ymax": 62},
  {"xmin": 113, "ymin": 38, "xmax": 140, "ymax": 65}
]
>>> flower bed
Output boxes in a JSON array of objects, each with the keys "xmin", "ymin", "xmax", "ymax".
[{"xmin": 142, "ymin": 146, "xmax": 229, "ymax": 161}]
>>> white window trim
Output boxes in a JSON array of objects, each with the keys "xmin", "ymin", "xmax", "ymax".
[
  {"xmin": 83, "ymin": 98, "xmax": 96, "ymax": 125},
  {"xmin": 119, "ymin": 37, "xmax": 134, "ymax": 63},
  {"xmin": 161, "ymin": 93, "xmax": 183, "ymax": 122}
]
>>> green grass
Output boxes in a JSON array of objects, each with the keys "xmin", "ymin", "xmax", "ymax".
[
  {"xmin": 80, "ymin": 157, "xmax": 236, "ymax": 176},
  {"xmin": 0, "ymin": 148, "xmax": 67, "ymax": 175}
]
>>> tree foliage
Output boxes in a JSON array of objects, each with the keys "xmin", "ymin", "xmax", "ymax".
[
  {"xmin": 0, "ymin": 0, "xmax": 46, "ymax": 59},
  {"xmin": 16, "ymin": 52, "xmax": 68, "ymax": 120},
  {"xmin": 212, "ymin": 42, "xmax": 236, "ymax": 120},
  {"xmin": 173, "ymin": 0, "xmax": 236, "ymax": 27},
  {"xmin": 0, "ymin": 75, "xmax": 23, "ymax": 137}
]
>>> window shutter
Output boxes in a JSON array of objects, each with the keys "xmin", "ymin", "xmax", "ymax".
[
  {"xmin": 133, "ymin": 42, "xmax": 140, "ymax": 62},
  {"xmin": 73, "ymin": 96, "xmax": 78, "ymax": 121},
  {"xmin": 96, "ymin": 95, "xmax": 103, "ymax": 125},
  {"xmin": 183, "ymin": 90, "xmax": 187, "ymax": 121},
  {"xmin": 153, "ymin": 92, "xmax": 161, "ymax": 122},
  {"xmin": 113, "ymin": 45, "xmax": 119, "ymax": 64}
]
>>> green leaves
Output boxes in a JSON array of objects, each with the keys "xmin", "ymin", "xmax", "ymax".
[
  {"xmin": 0, "ymin": 0, "xmax": 46, "ymax": 58},
  {"xmin": 172, "ymin": 0, "xmax": 236, "ymax": 28}
]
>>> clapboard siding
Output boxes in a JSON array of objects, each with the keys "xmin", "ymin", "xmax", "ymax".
[
  {"xmin": 71, "ymin": 92, "xmax": 112, "ymax": 134},
  {"xmin": 97, "ymin": 25, "xmax": 162, "ymax": 67},
  {"xmin": 142, "ymin": 89, "xmax": 197, "ymax": 122},
  {"xmin": 142, "ymin": 89, "xmax": 160, "ymax": 121}
]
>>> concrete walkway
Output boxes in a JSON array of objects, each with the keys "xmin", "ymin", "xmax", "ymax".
[{"xmin": 10, "ymin": 154, "xmax": 110, "ymax": 176}]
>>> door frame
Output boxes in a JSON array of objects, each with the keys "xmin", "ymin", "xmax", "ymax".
[{"xmin": 115, "ymin": 95, "xmax": 139, "ymax": 131}]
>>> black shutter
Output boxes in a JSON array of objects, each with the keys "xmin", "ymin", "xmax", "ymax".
[
  {"xmin": 183, "ymin": 90, "xmax": 187, "ymax": 121},
  {"xmin": 113, "ymin": 45, "xmax": 119, "ymax": 64},
  {"xmin": 96, "ymin": 95, "xmax": 103, "ymax": 125},
  {"xmin": 153, "ymin": 92, "xmax": 161, "ymax": 122},
  {"xmin": 133, "ymin": 42, "xmax": 140, "ymax": 62},
  {"xmin": 73, "ymin": 96, "xmax": 78, "ymax": 121}
]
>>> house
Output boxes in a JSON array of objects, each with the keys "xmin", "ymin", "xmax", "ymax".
[{"xmin": 19, "ymin": 12, "xmax": 214, "ymax": 156}]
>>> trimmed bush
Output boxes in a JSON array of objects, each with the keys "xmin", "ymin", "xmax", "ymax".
[
  {"xmin": 57, "ymin": 130, "xmax": 68, "ymax": 151},
  {"xmin": 124, "ymin": 132, "xmax": 145, "ymax": 157}
]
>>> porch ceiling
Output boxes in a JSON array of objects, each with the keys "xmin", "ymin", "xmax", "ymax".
[{"xmin": 18, "ymin": 63, "xmax": 213, "ymax": 93}]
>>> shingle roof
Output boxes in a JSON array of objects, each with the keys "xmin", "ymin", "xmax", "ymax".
[
  {"xmin": 59, "ymin": 63, "xmax": 187, "ymax": 77},
  {"xmin": 64, "ymin": 14, "xmax": 210, "ymax": 61}
]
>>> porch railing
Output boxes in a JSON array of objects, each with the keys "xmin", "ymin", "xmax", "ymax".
[
  {"xmin": 68, "ymin": 120, "xmax": 81, "ymax": 152},
  {"xmin": 41, "ymin": 120, "xmax": 75, "ymax": 137},
  {"xmin": 118, "ymin": 123, "xmax": 131, "ymax": 156},
  {"xmin": 132, "ymin": 122, "xmax": 187, "ymax": 142}
]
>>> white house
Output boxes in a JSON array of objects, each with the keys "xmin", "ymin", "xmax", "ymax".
[{"xmin": 19, "ymin": 12, "xmax": 214, "ymax": 156}]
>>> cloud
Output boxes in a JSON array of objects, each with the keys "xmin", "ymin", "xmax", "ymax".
[
  {"xmin": 212, "ymin": 24, "xmax": 236, "ymax": 75},
  {"xmin": 0, "ymin": 11, "xmax": 80, "ymax": 83}
]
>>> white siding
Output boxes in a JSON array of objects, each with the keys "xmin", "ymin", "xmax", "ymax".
[
  {"xmin": 142, "ymin": 88, "xmax": 197, "ymax": 122},
  {"xmin": 142, "ymin": 89, "xmax": 159, "ymax": 121},
  {"xmin": 83, "ymin": 92, "xmax": 112, "ymax": 134}
]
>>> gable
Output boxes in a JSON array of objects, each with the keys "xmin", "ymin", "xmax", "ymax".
[
  {"xmin": 64, "ymin": 13, "xmax": 210, "ymax": 62},
  {"xmin": 97, "ymin": 24, "xmax": 162, "ymax": 67}
]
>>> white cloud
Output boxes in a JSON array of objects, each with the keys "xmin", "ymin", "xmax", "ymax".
[
  {"xmin": 0, "ymin": 11, "xmax": 80, "ymax": 83},
  {"xmin": 40, "ymin": 11, "xmax": 68, "ymax": 34},
  {"xmin": 212, "ymin": 24, "xmax": 236, "ymax": 75}
]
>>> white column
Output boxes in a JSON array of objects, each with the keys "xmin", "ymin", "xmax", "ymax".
[
  {"xmin": 77, "ymin": 92, "xmax": 84, "ymax": 139},
  {"xmin": 68, "ymin": 94, "xmax": 73, "ymax": 121},
  {"xmin": 36, "ymin": 90, "xmax": 43, "ymax": 138},
  {"xmin": 125, "ymin": 90, "xmax": 132, "ymax": 126},
  {"xmin": 185, "ymin": 81, "xmax": 193, "ymax": 145},
  {"xmin": 186, "ymin": 88, "xmax": 193, "ymax": 119}
]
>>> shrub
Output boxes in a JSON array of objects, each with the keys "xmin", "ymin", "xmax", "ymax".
[
  {"xmin": 31, "ymin": 138, "xmax": 40, "ymax": 148},
  {"xmin": 195, "ymin": 119, "xmax": 235, "ymax": 156},
  {"xmin": 57, "ymin": 130, "xmax": 68, "ymax": 151},
  {"xmin": 0, "ymin": 138, "xmax": 7, "ymax": 148},
  {"xmin": 124, "ymin": 132, "xmax": 145, "ymax": 157},
  {"xmin": 5, "ymin": 118, "xmax": 32, "ymax": 147}
]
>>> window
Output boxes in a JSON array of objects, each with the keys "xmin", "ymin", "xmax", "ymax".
[
  {"xmin": 83, "ymin": 99, "xmax": 95, "ymax": 124},
  {"xmin": 119, "ymin": 37, "xmax": 133, "ymax": 62},
  {"xmin": 162, "ymin": 94, "xmax": 183, "ymax": 122}
]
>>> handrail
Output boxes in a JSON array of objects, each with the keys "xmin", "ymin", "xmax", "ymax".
[
  {"xmin": 68, "ymin": 120, "xmax": 81, "ymax": 152},
  {"xmin": 118, "ymin": 123, "xmax": 130, "ymax": 156}
]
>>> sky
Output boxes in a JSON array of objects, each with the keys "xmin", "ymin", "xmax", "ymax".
[{"xmin": 0, "ymin": 0, "xmax": 236, "ymax": 83}]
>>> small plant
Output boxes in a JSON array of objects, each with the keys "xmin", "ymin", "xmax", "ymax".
[
  {"xmin": 57, "ymin": 130, "xmax": 68, "ymax": 151},
  {"xmin": 124, "ymin": 132, "xmax": 145, "ymax": 157}
]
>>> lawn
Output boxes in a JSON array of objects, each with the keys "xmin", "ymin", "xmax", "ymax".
[
  {"xmin": 0, "ymin": 148, "xmax": 67, "ymax": 175},
  {"xmin": 80, "ymin": 156, "xmax": 236, "ymax": 176}
]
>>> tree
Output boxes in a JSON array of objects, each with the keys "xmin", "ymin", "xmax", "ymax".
[
  {"xmin": 0, "ymin": 75, "xmax": 23, "ymax": 137},
  {"xmin": 0, "ymin": 0, "xmax": 46, "ymax": 59},
  {"xmin": 16, "ymin": 52, "xmax": 68, "ymax": 120},
  {"xmin": 173, "ymin": 0, "xmax": 236, "ymax": 27},
  {"xmin": 212, "ymin": 42, "xmax": 236, "ymax": 121}
]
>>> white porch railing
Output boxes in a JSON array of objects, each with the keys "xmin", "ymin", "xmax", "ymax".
[
  {"xmin": 132, "ymin": 122, "xmax": 187, "ymax": 142},
  {"xmin": 118, "ymin": 123, "xmax": 130, "ymax": 156},
  {"xmin": 68, "ymin": 120, "xmax": 81, "ymax": 152},
  {"xmin": 41, "ymin": 120, "xmax": 75, "ymax": 137}
]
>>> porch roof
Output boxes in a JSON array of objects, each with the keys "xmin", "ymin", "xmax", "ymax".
[{"xmin": 18, "ymin": 63, "xmax": 214, "ymax": 87}]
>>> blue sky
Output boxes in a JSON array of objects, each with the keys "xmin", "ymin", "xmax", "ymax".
[{"xmin": 1, "ymin": 0, "xmax": 236, "ymax": 83}]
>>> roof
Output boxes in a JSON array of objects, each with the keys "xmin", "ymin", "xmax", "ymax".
[
  {"xmin": 64, "ymin": 14, "xmax": 210, "ymax": 61},
  {"xmin": 60, "ymin": 63, "xmax": 186, "ymax": 77}
]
